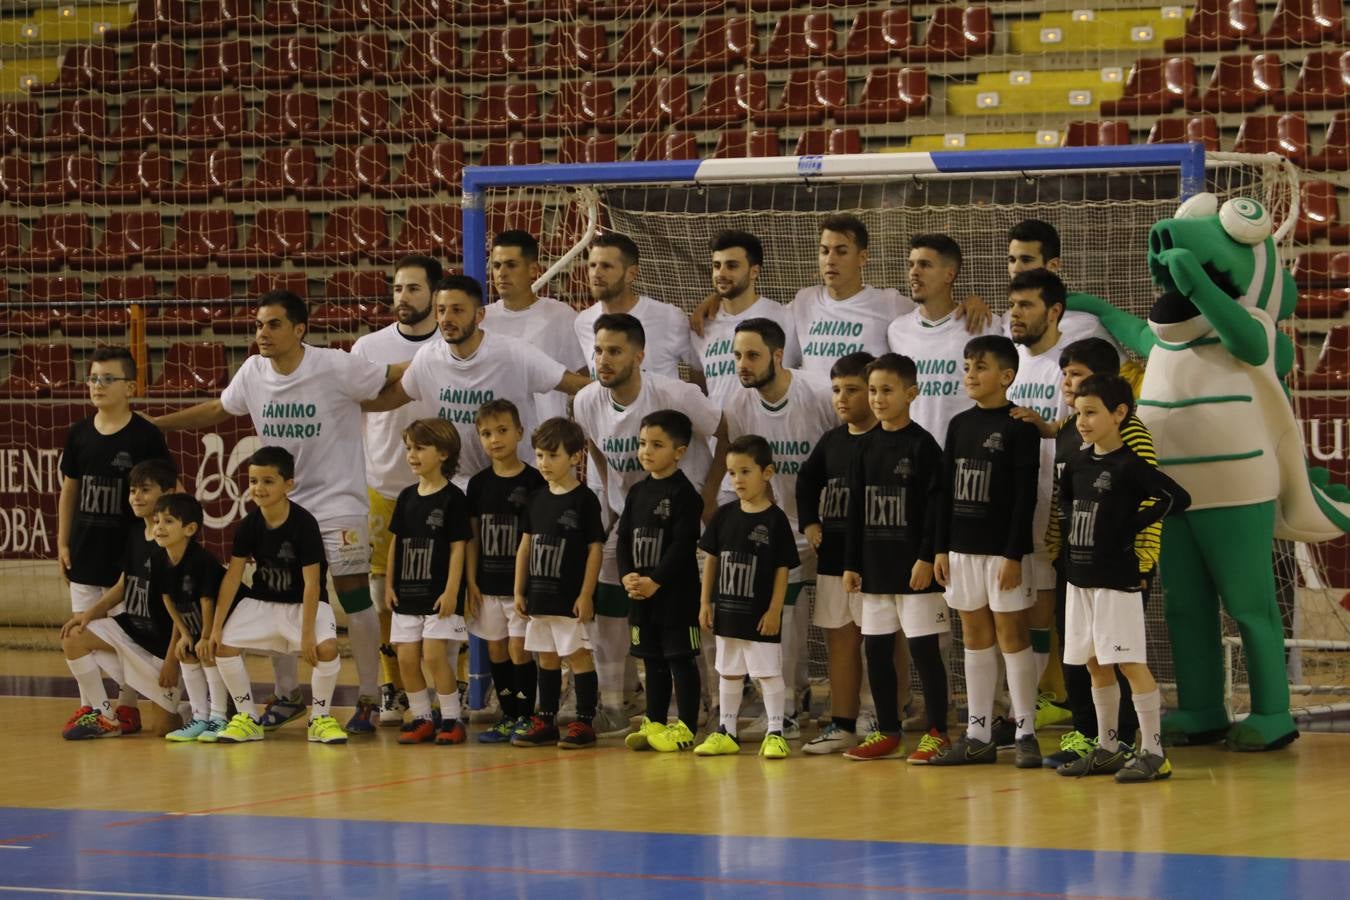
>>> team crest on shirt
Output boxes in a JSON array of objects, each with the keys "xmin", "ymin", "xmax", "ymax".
[
  {"xmin": 652, "ymin": 498, "xmax": 671, "ymax": 520},
  {"xmin": 426, "ymin": 508, "xmax": 445, "ymax": 529},
  {"xmin": 508, "ymin": 486, "xmax": 530, "ymax": 509},
  {"xmin": 1092, "ymin": 471, "xmax": 1113, "ymax": 493},
  {"xmin": 747, "ymin": 524, "xmax": 771, "ymax": 547},
  {"xmin": 558, "ymin": 509, "xmax": 579, "ymax": 530},
  {"xmin": 111, "ymin": 451, "xmax": 134, "ymax": 471},
  {"xmin": 181, "ymin": 575, "xmax": 195, "ymax": 597},
  {"xmin": 142, "ymin": 557, "xmax": 152, "ymax": 572},
  {"xmin": 893, "ymin": 459, "xmax": 913, "ymax": 477},
  {"xmin": 982, "ymin": 433, "xmax": 1005, "ymax": 453},
  {"xmin": 277, "ymin": 542, "xmax": 296, "ymax": 561}
]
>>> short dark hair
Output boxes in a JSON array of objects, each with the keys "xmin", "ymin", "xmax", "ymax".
[
  {"xmin": 258, "ymin": 289, "xmax": 308, "ymax": 327},
  {"xmin": 1075, "ymin": 373, "xmax": 1134, "ymax": 418},
  {"xmin": 435, "ymin": 274, "xmax": 485, "ymax": 306},
  {"xmin": 1008, "ymin": 267, "xmax": 1067, "ymax": 316},
  {"xmin": 250, "ymin": 446, "xmax": 295, "ymax": 481},
  {"xmin": 640, "ymin": 409, "xmax": 693, "ymax": 448},
  {"xmin": 726, "ymin": 434, "xmax": 774, "ymax": 469},
  {"xmin": 90, "ymin": 346, "xmax": 136, "ymax": 380},
  {"xmin": 129, "ymin": 457, "xmax": 177, "ymax": 491},
  {"xmin": 532, "ymin": 417, "xmax": 586, "ymax": 456},
  {"xmin": 491, "ymin": 229, "xmax": 540, "ymax": 263},
  {"xmin": 710, "ymin": 229, "xmax": 763, "ymax": 267},
  {"xmin": 866, "ymin": 352, "xmax": 918, "ymax": 387},
  {"xmin": 1008, "ymin": 219, "xmax": 1061, "ymax": 263},
  {"xmin": 964, "ymin": 335, "xmax": 1019, "ymax": 374},
  {"xmin": 591, "ymin": 231, "xmax": 640, "ymax": 266},
  {"xmin": 403, "ymin": 418, "xmax": 461, "ymax": 478},
  {"xmin": 593, "ymin": 312, "xmax": 645, "ymax": 349},
  {"xmin": 1059, "ymin": 338, "xmax": 1119, "ymax": 375},
  {"xmin": 476, "ymin": 397, "xmax": 523, "ymax": 430},
  {"xmin": 910, "ymin": 233, "xmax": 962, "ymax": 271},
  {"xmin": 829, "ymin": 351, "xmax": 874, "ymax": 380},
  {"xmin": 153, "ymin": 493, "xmax": 204, "ymax": 536},
  {"xmin": 395, "ymin": 254, "xmax": 444, "ymax": 286},
  {"xmin": 733, "ymin": 317, "xmax": 786, "ymax": 353},
  {"xmin": 820, "ymin": 214, "xmax": 868, "ymax": 250}
]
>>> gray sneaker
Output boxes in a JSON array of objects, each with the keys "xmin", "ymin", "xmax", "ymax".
[
  {"xmin": 1014, "ymin": 734, "xmax": 1042, "ymax": 769},
  {"xmin": 1115, "ymin": 750, "xmax": 1173, "ymax": 783},
  {"xmin": 929, "ymin": 734, "xmax": 997, "ymax": 766},
  {"xmin": 1057, "ymin": 745, "xmax": 1129, "ymax": 777},
  {"xmin": 781, "ymin": 715, "xmax": 801, "ymax": 740},
  {"xmin": 590, "ymin": 706, "xmax": 630, "ymax": 738}
]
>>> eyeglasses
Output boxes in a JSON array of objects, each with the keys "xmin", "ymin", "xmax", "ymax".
[{"xmin": 86, "ymin": 374, "xmax": 131, "ymax": 386}]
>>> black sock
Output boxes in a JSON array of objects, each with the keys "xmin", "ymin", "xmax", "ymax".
[
  {"xmin": 670, "ymin": 656, "xmax": 701, "ymax": 728},
  {"xmin": 644, "ymin": 656, "xmax": 672, "ymax": 722},
  {"xmin": 864, "ymin": 632, "xmax": 900, "ymax": 733},
  {"xmin": 831, "ymin": 716, "xmax": 857, "ymax": 733},
  {"xmin": 1063, "ymin": 661, "xmax": 1096, "ymax": 736},
  {"xmin": 537, "ymin": 666, "xmax": 561, "ymax": 724},
  {"xmin": 490, "ymin": 660, "xmax": 515, "ymax": 720},
  {"xmin": 1116, "ymin": 666, "xmax": 1139, "ymax": 745},
  {"xmin": 575, "ymin": 670, "xmax": 598, "ymax": 724},
  {"xmin": 907, "ymin": 633, "xmax": 948, "ymax": 734},
  {"xmin": 514, "ymin": 660, "xmax": 537, "ymax": 719}
]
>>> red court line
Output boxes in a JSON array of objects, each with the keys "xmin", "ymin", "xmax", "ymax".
[
  {"xmin": 0, "ymin": 833, "xmax": 51, "ymax": 845},
  {"xmin": 81, "ymin": 849, "xmax": 1159, "ymax": 900}
]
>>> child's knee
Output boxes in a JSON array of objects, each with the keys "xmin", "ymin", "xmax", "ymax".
[
  {"xmin": 316, "ymin": 640, "xmax": 340, "ymax": 661},
  {"xmin": 537, "ymin": 651, "xmax": 561, "ymax": 669},
  {"xmin": 567, "ymin": 649, "xmax": 594, "ymax": 672}
]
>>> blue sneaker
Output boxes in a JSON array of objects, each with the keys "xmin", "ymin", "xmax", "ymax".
[
  {"xmin": 478, "ymin": 717, "xmax": 516, "ymax": 744},
  {"xmin": 259, "ymin": 692, "xmax": 306, "ymax": 732},
  {"xmin": 345, "ymin": 696, "xmax": 378, "ymax": 734},
  {"xmin": 165, "ymin": 718, "xmax": 211, "ymax": 742},
  {"xmin": 196, "ymin": 717, "xmax": 229, "ymax": 743}
]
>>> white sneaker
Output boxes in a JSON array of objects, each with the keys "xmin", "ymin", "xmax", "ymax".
[
  {"xmin": 622, "ymin": 686, "xmax": 645, "ymax": 719},
  {"xmin": 591, "ymin": 706, "xmax": 630, "ymax": 738},
  {"xmin": 557, "ymin": 682, "xmax": 577, "ymax": 721},
  {"xmin": 781, "ymin": 715, "xmax": 801, "ymax": 741},
  {"xmin": 856, "ymin": 709, "xmax": 880, "ymax": 737},
  {"xmin": 740, "ymin": 712, "xmax": 768, "ymax": 738},
  {"xmin": 805, "ymin": 722, "xmax": 857, "ymax": 755}
]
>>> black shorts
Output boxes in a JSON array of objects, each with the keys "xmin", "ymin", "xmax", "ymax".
[{"xmin": 630, "ymin": 621, "xmax": 701, "ymax": 661}]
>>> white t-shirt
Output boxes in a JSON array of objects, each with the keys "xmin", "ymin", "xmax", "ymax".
[
  {"xmin": 887, "ymin": 308, "xmax": 999, "ymax": 448},
  {"xmin": 401, "ymin": 331, "xmax": 565, "ymax": 483},
  {"xmin": 220, "ymin": 346, "xmax": 387, "ymax": 524},
  {"xmin": 722, "ymin": 370, "xmax": 836, "ymax": 553},
  {"xmin": 790, "ymin": 284, "xmax": 914, "ymax": 378},
  {"xmin": 350, "ymin": 324, "xmax": 440, "ymax": 500},
  {"xmin": 573, "ymin": 295, "xmax": 693, "ymax": 379},
  {"xmin": 572, "ymin": 371, "xmax": 721, "ymax": 519},
  {"xmin": 482, "ymin": 296, "xmax": 587, "ymax": 422},
  {"xmin": 690, "ymin": 296, "xmax": 800, "ymax": 409},
  {"xmin": 1010, "ymin": 337, "xmax": 1075, "ymax": 555}
]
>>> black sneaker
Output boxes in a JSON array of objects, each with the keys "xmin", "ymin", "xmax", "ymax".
[
  {"xmin": 1057, "ymin": 745, "xmax": 1130, "ymax": 777},
  {"xmin": 1115, "ymin": 750, "xmax": 1173, "ymax": 783},
  {"xmin": 1014, "ymin": 734, "xmax": 1042, "ymax": 769},
  {"xmin": 1042, "ymin": 730, "xmax": 1095, "ymax": 769},
  {"xmin": 991, "ymin": 716, "xmax": 1016, "ymax": 750},
  {"xmin": 511, "ymin": 716, "xmax": 560, "ymax": 747},
  {"xmin": 929, "ymin": 735, "xmax": 997, "ymax": 766}
]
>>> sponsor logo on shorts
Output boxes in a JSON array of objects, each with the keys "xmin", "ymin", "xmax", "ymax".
[{"xmin": 342, "ymin": 529, "xmax": 361, "ymax": 547}]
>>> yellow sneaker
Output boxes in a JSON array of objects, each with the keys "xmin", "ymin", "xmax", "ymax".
[
  {"xmin": 215, "ymin": 712, "xmax": 263, "ymax": 744},
  {"xmin": 624, "ymin": 716, "xmax": 667, "ymax": 752},
  {"xmin": 307, "ymin": 715, "xmax": 348, "ymax": 745},
  {"xmin": 758, "ymin": 733, "xmax": 790, "ymax": 759},
  {"xmin": 648, "ymin": 719, "xmax": 695, "ymax": 752},
  {"xmin": 693, "ymin": 729, "xmax": 741, "ymax": 756},
  {"xmin": 1035, "ymin": 692, "xmax": 1072, "ymax": 730}
]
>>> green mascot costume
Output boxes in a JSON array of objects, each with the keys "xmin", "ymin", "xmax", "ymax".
[{"xmin": 1072, "ymin": 193, "xmax": 1350, "ymax": 751}]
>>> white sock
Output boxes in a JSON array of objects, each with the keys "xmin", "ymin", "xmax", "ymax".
[
  {"xmin": 1034, "ymin": 651, "xmax": 1050, "ymax": 685},
  {"xmin": 93, "ymin": 649, "xmax": 123, "ymax": 694},
  {"xmin": 1092, "ymin": 683, "xmax": 1122, "ymax": 751},
  {"xmin": 1003, "ymin": 647, "xmax": 1039, "ymax": 738},
  {"xmin": 408, "ymin": 687, "xmax": 432, "ymax": 721},
  {"xmin": 180, "ymin": 662, "xmax": 209, "ymax": 721},
  {"xmin": 216, "ymin": 655, "xmax": 258, "ymax": 719},
  {"xmin": 310, "ymin": 657, "xmax": 341, "ymax": 721},
  {"xmin": 205, "ymin": 666, "xmax": 228, "ymax": 720},
  {"xmin": 117, "ymin": 684, "xmax": 138, "ymax": 709},
  {"xmin": 964, "ymin": 646, "xmax": 998, "ymax": 743},
  {"xmin": 368, "ymin": 576, "xmax": 386, "ymax": 613},
  {"xmin": 759, "ymin": 674, "xmax": 786, "ymax": 735},
  {"xmin": 438, "ymin": 691, "xmax": 461, "ymax": 722},
  {"xmin": 272, "ymin": 653, "xmax": 299, "ymax": 698},
  {"xmin": 345, "ymin": 606, "xmax": 381, "ymax": 699},
  {"xmin": 719, "ymin": 678, "xmax": 743, "ymax": 738},
  {"xmin": 68, "ymin": 654, "xmax": 112, "ymax": 720},
  {"xmin": 779, "ymin": 605, "xmax": 800, "ymax": 714},
  {"xmin": 592, "ymin": 613, "xmax": 628, "ymax": 709},
  {"xmin": 1133, "ymin": 688, "xmax": 1163, "ymax": 756}
]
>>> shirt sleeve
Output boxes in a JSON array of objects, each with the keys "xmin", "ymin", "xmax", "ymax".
[
  {"xmin": 59, "ymin": 423, "xmax": 82, "ymax": 479},
  {"xmin": 1058, "ymin": 456, "xmax": 1076, "ymax": 548},
  {"xmin": 582, "ymin": 490, "xmax": 607, "ymax": 545},
  {"xmin": 774, "ymin": 511, "xmax": 801, "ymax": 571},
  {"xmin": 388, "ymin": 490, "xmax": 407, "ymax": 537},
  {"xmin": 782, "ymin": 311, "xmax": 803, "ymax": 369},
  {"xmin": 230, "ymin": 515, "xmax": 256, "ymax": 560},
  {"xmin": 446, "ymin": 489, "xmax": 472, "ymax": 543},
  {"xmin": 1127, "ymin": 454, "xmax": 1191, "ymax": 534},
  {"xmin": 843, "ymin": 441, "xmax": 865, "ymax": 574},
  {"xmin": 916, "ymin": 433, "xmax": 942, "ymax": 563},
  {"xmin": 649, "ymin": 482, "xmax": 701, "ymax": 589},
  {"xmin": 200, "ymin": 554, "xmax": 224, "ymax": 601},
  {"xmin": 794, "ymin": 432, "xmax": 829, "ymax": 531},
  {"xmin": 522, "ymin": 340, "xmax": 567, "ymax": 395},
  {"xmin": 295, "ymin": 513, "xmax": 326, "ymax": 568},
  {"xmin": 400, "ymin": 347, "xmax": 428, "ymax": 401},
  {"xmin": 556, "ymin": 307, "xmax": 587, "ymax": 371},
  {"xmin": 697, "ymin": 508, "xmax": 722, "ymax": 555},
  {"xmin": 933, "ymin": 422, "xmax": 958, "ymax": 554},
  {"xmin": 219, "ymin": 363, "xmax": 251, "ymax": 417},
  {"xmin": 1005, "ymin": 421, "xmax": 1041, "ymax": 560},
  {"xmin": 615, "ymin": 486, "xmax": 636, "ymax": 575},
  {"xmin": 137, "ymin": 418, "xmax": 172, "ymax": 463},
  {"xmin": 679, "ymin": 381, "xmax": 723, "ymax": 439}
]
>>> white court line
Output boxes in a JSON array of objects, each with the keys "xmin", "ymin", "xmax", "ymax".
[
  {"xmin": 0, "ymin": 846, "xmax": 30, "ymax": 850},
  {"xmin": 0, "ymin": 888, "xmax": 262, "ymax": 900}
]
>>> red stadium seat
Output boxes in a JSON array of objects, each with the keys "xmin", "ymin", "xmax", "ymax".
[
  {"xmin": 834, "ymin": 67, "xmax": 930, "ymax": 124},
  {"xmin": 754, "ymin": 67, "xmax": 847, "ymax": 126},
  {"xmin": 144, "ymin": 209, "xmax": 238, "ymax": 268},
  {"xmin": 469, "ymin": 26, "xmax": 535, "ymax": 77},
  {"xmin": 451, "ymin": 0, "xmax": 510, "ymax": 24},
  {"xmin": 154, "ymin": 148, "xmax": 242, "ymax": 203},
  {"xmin": 83, "ymin": 276, "xmax": 158, "ymax": 337},
  {"xmin": 465, "ymin": 84, "xmax": 541, "ymax": 137},
  {"xmin": 86, "ymin": 150, "xmax": 173, "ymax": 203},
  {"xmin": 1300, "ymin": 324, "xmax": 1350, "ymax": 388},
  {"xmin": 375, "ymin": 203, "xmax": 462, "ymax": 261},
  {"xmin": 327, "ymin": 269, "xmax": 388, "ymax": 302},
  {"xmin": 295, "ymin": 206, "xmax": 388, "ymax": 264},
  {"xmin": 112, "ymin": 41, "xmax": 186, "ymax": 92},
  {"xmin": 539, "ymin": 23, "xmax": 610, "ymax": 73},
  {"xmin": 487, "ymin": 200, "xmax": 544, "ymax": 238},
  {"xmin": 1062, "ymin": 120, "xmax": 1133, "ymax": 146},
  {"xmin": 533, "ymin": 79, "xmax": 616, "ymax": 133},
  {"xmin": 236, "ymin": 93, "xmax": 321, "ymax": 145},
  {"xmin": 385, "ymin": 87, "xmax": 466, "ymax": 140},
  {"xmin": 192, "ymin": 0, "xmax": 258, "ymax": 35},
  {"xmin": 795, "ymin": 127, "xmax": 862, "ymax": 155},
  {"xmin": 307, "ymin": 299, "xmax": 367, "ymax": 330},
  {"xmin": 0, "ymin": 279, "xmax": 54, "ymax": 337},
  {"xmin": 1276, "ymin": 50, "xmax": 1350, "ymax": 111},
  {"xmin": 606, "ymin": 76, "xmax": 690, "ymax": 131},
  {"xmin": 392, "ymin": 0, "xmax": 456, "ymax": 26},
  {"xmin": 14, "ymin": 153, "xmax": 100, "ymax": 205},
  {"xmin": 240, "ymin": 36, "xmax": 320, "ymax": 89},
  {"xmin": 630, "ymin": 132, "xmax": 699, "ymax": 161},
  {"xmin": 157, "ymin": 274, "xmax": 229, "ymax": 333},
  {"xmin": 1309, "ymin": 112, "xmax": 1350, "ymax": 170},
  {"xmin": 610, "ymin": 20, "xmax": 682, "ymax": 75},
  {"xmin": 1293, "ymin": 250, "xmax": 1350, "ymax": 289},
  {"xmin": 754, "ymin": 13, "xmax": 835, "ymax": 66},
  {"xmin": 0, "ymin": 156, "xmax": 29, "ymax": 202},
  {"xmin": 99, "ymin": 94, "xmax": 179, "ymax": 148},
  {"xmin": 147, "ymin": 342, "xmax": 230, "ymax": 396},
  {"xmin": 684, "ymin": 72, "xmax": 767, "ymax": 128},
  {"xmin": 682, "ymin": 16, "xmax": 757, "ymax": 71},
  {"xmin": 1101, "ymin": 58, "xmax": 1199, "ymax": 116},
  {"xmin": 216, "ymin": 272, "xmax": 309, "ymax": 332},
  {"xmin": 714, "ymin": 129, "xmax": 781, "ymax": 158},
  {"xmin": 30, "ymin": 45, "xmax": 117, "ymax": 96},
  {"xmin": 836, "ymin": 9, "xmax": 912, "ymax": 64},
  {"xmin": 217, "ymin": 208, "xmax": 311, "ymax": 265},
  {"xmin": 320, "ymin": 0, "xmax": 395, "ymax": 30},
  {"xmin": 906, "ymin": 6, "xmax": 993, "ymax": 62},
  {"xmin": 1233, "ymin": 113, "xmax": 1309, "ymax": 166},
  {"xmin": 308, "ymin": 33, "xmax": 392, "ymax": 87},
  {"xmin": 385, "ymin": 31, "xmax": 461, "ymax": 84},
  {"xmin": 260, "ymin": 0, "xmax": 321, "ymax": 31},
  {"xmin": 305, "ymin": 89, "xmax": 393, "ymax": 141},
  {"xmin": 558, "ymin": 135, "xmax": 618, "ymax": 163},
  {"xmin": 1187, "ymin": 53, "xmax": 1285, "ymax": 113},
  {"xmin": 0, "ymin": 344, "xmax": 79, "ymax": 398},
  {"xmin": 507, "ymin": 0, "xmax": 589, "ymax": 21},
  {"xmin": 0, "ymin": 216, "xmax": 22, "ymax": 268},
  {"xmin": 183, "ymin": 93, "xmax": 245, "ymax": 145},
  {"xmin": 32, "ymin": 275, "xmax": 105, "ymax": 340},
  {"xmin": 1294, "ymin": 181, "xmax": 1350, "ymax": 244},
  {"xmin": 36, "ymin": 98, "xmax": 107, "ymax": 150},
  {"xmin": 377, "ymin": 141, "xmax": 464, "ymax": 197},
  {"xmin": 1249, "ymin": 0, "xmax": 1343, "ymax": 48},
  {"xmin": 9, "ymin": 214, "xmax": 91, "ymax": 271},
  {"xmin": 1164, "ymin": 0, "xmax": 1258, "ymax": 51},
  {"xmin": 225, "ymin": 146, "xmax": 318, "ymax": 201},
  {"xmin": 296, "ymin": 144, "xmax": 389, "ymax": 199},
  {"xmin": 1147, "ymin": 115, "xmax": 1221, "ymax": 150},
  {"xmin": 479, "ymin": 139, "xmax": 544, "ymax": 167},
  {"xmin": 117, "ymin": 0, "xmax": 188, "ymax": 37},
  {"xmin": 1, "ymin": 100, "xmax": 42, "ymax": 151},
  {"xmin": 70, "ymin": 211, "xmax": 162, "ymax": 270}
]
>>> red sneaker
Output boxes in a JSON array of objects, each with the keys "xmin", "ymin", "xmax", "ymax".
[
  {"xmin": 65, "ymin": 705, "xmax": 94, "ymax": 729},
  {"xmin": 906, "ymin": 729, "xmax": 952, "ymax": 765},
  {"xmin": 435, "ymin": 719, "xmax": 467, "ymax": 745},
  {"xmin": 558, "ymin": 720, "xmax": 596, "ymax": 750},
  {"xmin": 64, "ymin": 712, "xmax": 122, "ymax": 740},
  {"xmin": 843, "ymin": 731, "xmax": 903, "ymax": 761},
  {"xmin": 115, "ymin": 705, "xmax": 142, "ymax": 735},
  {"xmin": 398, "ymin": 718, "xmax": 436, "ymax": 744}
]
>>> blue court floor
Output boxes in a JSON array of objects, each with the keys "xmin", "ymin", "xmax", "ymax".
[{"xmin": 0, "ymin": 806, "xmax": 1344, "ymax": 899}]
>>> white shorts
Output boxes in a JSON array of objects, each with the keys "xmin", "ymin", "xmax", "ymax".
[
  {"xmin": 523, "ymin": 615, "xmax": 592, "ymax": 657},
  {"xmin": 70, "ymin": 582, "xmax": 109, "ymax": 615},
  {"xmin": 221, "ymin": 598, "xmax": 339, "ymax": 655},
  {"xmin": 86, "ymin": 618, "xmax": 179, "ymax": 712},
  {"xmin": 391, "ymin": 611, "xmax": 468, "ymax": 644},
  {"xmin": 321, "ymin": 517, "xmax": 371, "ymax": 578},
  {"xmin": 812, "ymin": 574, "xmax": 862, "ymax": 629},
  {"xmin": 859, "ymin": 592, "xmax": 952, "ymax": 638},
  {"xmin": 1025, "ymin": 550, "xmax": 1056, "ymax": 592},
  {"xmin": 1063, "ymin": 585, "xmax": 1148, "ymax": 667},
  {"xmin": 468, "ymin": 594, "xmax": 528, "ymax": 641},
  {"xmin": 943, "ymin": 552, "xmax": 1035, "ymax": 613},
  {"xmin": 714, "ymin": 635, "xmax": 783, "ymax": 680}
]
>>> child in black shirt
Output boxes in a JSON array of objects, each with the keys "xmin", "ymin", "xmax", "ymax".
[
  {"xmin": 211, "ymin": 446, "xmax": 346, "ymax": 746},
  {"xmin": 512, "ymin": 418, "xmax": 605, "ymax": 750},
  {"xmin": 387, "ymin": 419, "xmax": 473, "ymax": 746},
  {"xmin": 1058, "ymin": 374, "xmax": 1190, "ymax": 783},
  {"xmin": 931, "ymin": 335, "xmax": 1043, "ymax": 769},
  {"xmin": 695, "ymin": 435, "xmax": 800, "ymax": 760},
  {"xmin": 618, "ymin": 410, "xmax": 704, "ymax": 753}
]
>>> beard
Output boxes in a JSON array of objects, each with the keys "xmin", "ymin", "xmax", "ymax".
[
  {"xmin": 740, "ymin": 359, "xmax": 776, "ymax": 391},
  {"xmin": 1011, "ymin": 318, "xmax": 1046, "ymax": 346},
  {"xmin": 445, "ymin": 321, "xmax": 478, "ymax": 345},
  {"xmin": 397, "ymin": 302, "xmax": 433, "ymax": 326}
]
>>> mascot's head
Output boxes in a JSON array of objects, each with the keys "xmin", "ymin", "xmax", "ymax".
[{"xmin": 1148, "ymin": 193, "xmax": 1296, "ymax": 330}]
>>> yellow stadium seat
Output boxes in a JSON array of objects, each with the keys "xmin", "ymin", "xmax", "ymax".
[
  {"xmin": 0, "ymin": 5, "xmax": 132, "ymax": 46},
  {"xmin": 0, "ymin": 58, "xmax": 59, "ymax": 96},
  {"xmin": 1008, "ymin": 8, "xmax": 1191, "ymax": 54},
  {"xmin": 903, "ymin": 131, "xmax": 1061, "ymax": 152},
  {"xmin": 947, "ymin": 69, "xmax": 1128, "ymax": 116}
]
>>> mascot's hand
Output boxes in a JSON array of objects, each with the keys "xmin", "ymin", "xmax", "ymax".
[{"xmin": 1156, "ymin": 247, "xmax": 1207, "ymax": 298}]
